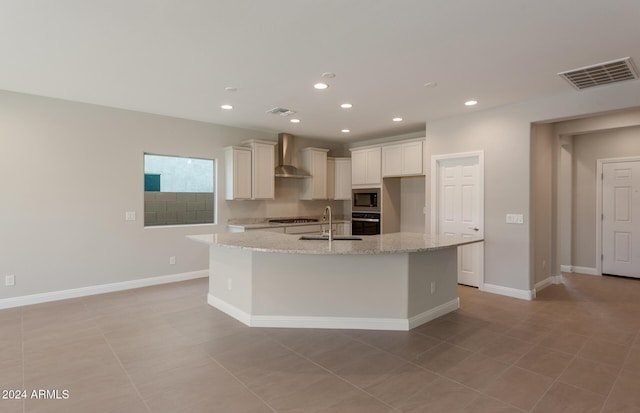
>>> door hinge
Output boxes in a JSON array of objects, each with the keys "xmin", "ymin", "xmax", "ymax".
[
  {"xmin": 601, "ymin": 254, "xmax": 604, "ymax": 261},
  {"xmin": 602, "ymin": 213, "xmax": 604, "ymax": 221}
]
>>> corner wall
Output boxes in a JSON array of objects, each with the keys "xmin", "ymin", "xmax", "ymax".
[{"xmin": 426, "ymin": 81, "xmax": 640, "ymax": 293}]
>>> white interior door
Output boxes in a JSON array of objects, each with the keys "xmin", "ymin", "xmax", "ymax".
[
  {"xmin": 433, "ymin": 153, "xmax": 484, "ymax": 287},
  {"xmin": 602, "ymin": 161, "xmax": 640, "ymax": 278}
]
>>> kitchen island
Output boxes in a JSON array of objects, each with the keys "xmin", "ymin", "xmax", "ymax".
[{"xmin": 188, "ymin": 231, "xmax": 482, "ymax": 331}]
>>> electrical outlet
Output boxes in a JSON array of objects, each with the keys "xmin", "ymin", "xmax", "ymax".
[
  {"xmin": 227, "ymin": 279, "xmax": 233, "ymax": 291},
  {"xmin": 430, "ymin": 281, "xmax": 436, "ymax": 295},
  {"xmin": 169, "ymin": 256, "xmax": 176, "ymax": 265},
  {"xmin": 5, "ymin": 274, "xmax": 15, "ymax": 287}
]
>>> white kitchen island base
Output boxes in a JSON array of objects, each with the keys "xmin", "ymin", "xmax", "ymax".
[{"xmin": 201, "ymin": 236, "xmax": 466, "ymax": 331}]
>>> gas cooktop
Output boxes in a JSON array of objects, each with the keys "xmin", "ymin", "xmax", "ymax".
[{"xmin": 268, "ymin": 218, "xmax": 319, "ymax": 224}]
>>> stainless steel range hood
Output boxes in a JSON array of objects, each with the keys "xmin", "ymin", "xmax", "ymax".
[{"xmin": 274, "ymin": 133, "xmax": 311, "ymax": 178}]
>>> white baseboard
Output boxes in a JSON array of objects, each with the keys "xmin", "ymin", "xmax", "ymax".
[
  {"xmin": 207, "ymin": 294, "xmax": 459, "ymax": 331},
  {"xmin": 534, "ymin": 277, "xmax": 553, "ymax": 293},
  {"xmin": 552, "ymin": 275, "xmax": 563, "ymax": 284},
  {"xmin": 481, "ymin": 283, "xmax": 534, "ymax": 301},
  {"xmin": 207, "ymin": 294, "xmax": 252, "ymax": 326},
  {"xmin": 0, "ymin": 270, "xmax": 208, "ymax": 310},
  {"xmin": 572, "ymin": 266, "xmax": 600, "ymax": 276},
  {"xmin": 408, "ymin": 298, "xmax": 460, "ymax": 329},
  {"xmin": 559, "ymin": 265, "xmax": 600, "ymax": 276}
]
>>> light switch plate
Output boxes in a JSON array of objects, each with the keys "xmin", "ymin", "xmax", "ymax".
[
  {"xmin": 125, "ymin": 211, "xmax": 136, "ymax": 221},
  {"xmin": 5, "ymin": 274, "xmax": 15, "ymax": 287},
  {"xmin": 506, "ymin": 214, "xmax": 524, "ymax": 224}
]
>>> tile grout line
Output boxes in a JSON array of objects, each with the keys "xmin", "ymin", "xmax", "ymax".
[
  {"xmin": 82, "ymin": 297, "xmax": 152, "ymax": 413},
  {"xmin": 597, "ymin": 329, "xmax": 640, "ymax": 413},
  {"xmin": 345, "ymin": 327, "xmax": 528, "ymax": 412},
  {"xmin": 205, "ymin": 354, "xmax": 279, "ymax": 413},
  {"xmin": 271, "ymin": 334, "xmax": 402, "ymax": 413}
]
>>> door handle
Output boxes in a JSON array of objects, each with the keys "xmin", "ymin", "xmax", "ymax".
[{"xmin": 469, "ymin": 227, "xmax": 479, "ymax": 232}]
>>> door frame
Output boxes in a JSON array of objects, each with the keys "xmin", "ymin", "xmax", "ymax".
[
  {"xmin": 595, "ymin": 155, "xmax": 640, "ymax": 276},
  {"xmin": 430, "ymin": 151, "xmax": 485, "ymax": 286}
]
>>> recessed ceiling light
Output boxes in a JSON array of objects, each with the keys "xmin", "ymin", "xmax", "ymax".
[
  {"xmin": 290, "ymin": 118, "xmax": 301, "ymax": 123},
  {"xmin": 221, "ymin": 104, "xmax": 233, "ymax": 110},
  {"xmin": 314, "ymin": 83, "xmax": 329, "ymax": 90},
  {"xmin": 224, "ymin": 86, "xmax": 237, "ymax": 92},
  {"xmin": 321, "ymin": 72, "xmax": 336, "ymax": 79},
  {"xmin": 392, "ymin": 117, "xmax": 403, "ymax": 122},
  {"xmin": 340, "ymin": 103, "xmax": 353, "ymax": 109},
  {"xmin": 465, "ymin": 100, "xmax": 478, "ymax": 106},
  {"xmin": 341, "ymin": 129, "xmax": 350, "ymax": 133},
  {"xmin": 423, "ymin": 82, "xmax": 438, "ymax": 88}
]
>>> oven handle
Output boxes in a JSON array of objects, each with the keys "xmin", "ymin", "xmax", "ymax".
[{"xmin": 352, "ymin": 218, "xmax": 380, "ymax": 223}]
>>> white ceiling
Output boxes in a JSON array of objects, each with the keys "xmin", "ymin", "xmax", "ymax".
[{"xmin": 1, "ymin": 1, "xmax": 639, "ymax": 142}]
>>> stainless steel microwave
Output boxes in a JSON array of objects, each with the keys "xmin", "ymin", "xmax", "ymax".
[{"xmin": 352, "ymin": 188, "xmax": 380, "ymax": 212}]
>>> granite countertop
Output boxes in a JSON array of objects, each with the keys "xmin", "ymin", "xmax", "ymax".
[
  {"xmin": 187, "ymin": 231, "xmax": 483, "ymax": 255},
  {"xmin": 227, "ymin": 216, "xmax": 351, "ymax": 230}
]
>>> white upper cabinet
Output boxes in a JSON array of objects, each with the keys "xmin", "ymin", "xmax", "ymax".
[
  {"xmin": 382, "ymin": 140, "xmax": 424, "ymax": 177},
  {"xmin": 248, "ymin": 140, "xmax": 277, "ymax": 199},
  {"xmin": 351, "ymin": 147, "xmax": 381, "ymax": 186},
  {"xmin": 225, "ymin": 140, "xmax": 276, "ymax": 200},
  {"xmin": 327, "ymin": 158, "xmax": 335, "ymax": 200},
  {"xmin": 333, "ymin": 158, "xmax": 352, "ymax": 200},
  {"xmin": 300, "ymin": 147, "xmax": 329, "ymax": 200},
  {"xmin": 224, "ymin": 146, "xmax": 252, "ymax": 200}
]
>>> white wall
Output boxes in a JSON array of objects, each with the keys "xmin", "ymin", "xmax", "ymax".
[
  {"xmin": 426, "ymin": 81, "xmax": 640, "ymax": 292},
  {"xmin": 0, "ymin": 90, "xmax": 344, "ymax": 300}
]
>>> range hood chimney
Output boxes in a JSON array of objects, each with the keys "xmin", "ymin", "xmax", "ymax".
[{"xmin": 274, "ymin": 133, "xmax": 311, "ymax": 178}]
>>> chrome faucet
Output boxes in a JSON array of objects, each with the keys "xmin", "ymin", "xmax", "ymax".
[{"xmin": 323, "ymin": 205, "xmax": 333, "ymax": 241}]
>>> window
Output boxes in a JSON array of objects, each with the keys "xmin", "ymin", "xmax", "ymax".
[{"xmin": 143, "ymin": 154, "xmax": 215, "ymax": 226}]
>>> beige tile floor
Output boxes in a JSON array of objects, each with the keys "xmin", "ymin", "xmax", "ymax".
[{"xmin": 1, "ymin": 272, "xmax": 640, "ymax": 412}]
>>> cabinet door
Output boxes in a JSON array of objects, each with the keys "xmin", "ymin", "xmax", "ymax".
[
  {"xmin": 327, "ymin": 158, "xmax": 335, "ymax": 200},
  {"xmin": 252, "ymin": 142, "xmax": 275, "ymax": 199},
  {"xmin": 351, "ymin": 148, "xmax": 381, "ymax": 186},
  {"xmin": 224, "ymin": 147, "xmax": 252, "ymax": 200},
  {"xmin": 365, "ymin": 147, "xmax": 381, "ymax": 185},
  {"xmin": 382, "ymin": 144, "xmax": 403, "ymax": 177},
  {"xmin": 351, "ymin": 150, "xmax": 367, "ymax": 185},
  {"xmin": 300, "ymin": 148, "xmax": 328, "ymax": 200},
  {"xmin": 311, "ymin": 150, "xmax": 327, "ymax": 199},
  {"xmin": 402, "ymin": 141, "xmax": 423, "ymax": 175},
  {"xmin": 334, "ymin": 158, "xmax": 352, "ymax": 200}
]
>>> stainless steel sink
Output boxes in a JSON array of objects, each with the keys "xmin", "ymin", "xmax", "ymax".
[{"xmin": 299, "ymin": 235, "xmax": 362, "ymax": 241}]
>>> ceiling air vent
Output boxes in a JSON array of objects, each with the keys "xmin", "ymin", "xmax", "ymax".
[
  {"xmin": 558, "ymin": 57, "xmax": 639, "ymax": 90},
  {"xmin": 266, "ymin": 107, "xmax": 296, "ymax": 117}
]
